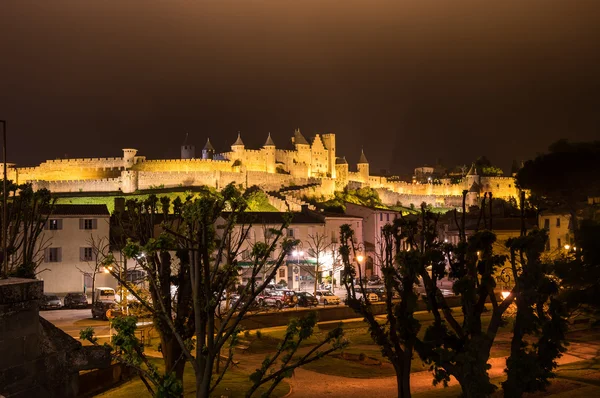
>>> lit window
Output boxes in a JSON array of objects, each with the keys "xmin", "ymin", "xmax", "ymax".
[{"xmin": 48, "ymin": 219, "xmax": 62, "ymax": 230}]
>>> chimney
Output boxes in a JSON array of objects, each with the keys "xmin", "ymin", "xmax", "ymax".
[{"xmin": 301, "ymin": 204, "xmax": 309, "ymax": 213}]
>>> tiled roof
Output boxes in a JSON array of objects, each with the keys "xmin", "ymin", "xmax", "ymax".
[
  {"xmin": 358, "ymin": 149, "xmax": 369, "ymax": 164},
  {"xmin": 203, "ymin": 138, "xmax": 215, "ymax": 151},
  {"xmin": 50, "ymin": 204, "xmax": 110, "ymax": 216},
  {"xmin": 232, "ymin": 133, "xmax": 244, "ymax": 147},
  {"xmin": 222, "ymin": 211, "xmax": 324, "ymax": 225},
  {"xmin": 293, "ymin": 128, "xmax": 309, "ymax": 146},
  {"xmin": 264, "ymin": 133, "xmax": 275, "ymax": 147}
]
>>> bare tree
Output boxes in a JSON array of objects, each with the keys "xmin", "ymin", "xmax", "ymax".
[
  {"xmin": 76, "ymin": 235, "xmax": 111, "ymax": 304},
  {"xmin": 2, "ymin": 183, "xmax": 55, "ymax": 278},
  {"xmin": 304, "ymin": 232, "xmax": 332, "ymax": 294}
]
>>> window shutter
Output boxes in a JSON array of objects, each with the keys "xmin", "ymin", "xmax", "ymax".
[
  {"xmin": 79, "ymin": 219, "xmax": 84, "ymax": 229},
  {"xmin": 44, "ymin": 221, "xmax": 49, "ymax": 230},
  {"xmin": 92, "ymin": 219, "xmax": 98, "ymax": 229},
  {"xmin": 57, "ymin": 248, "xmax": 62, "ymax": 262},
  {"xmin": 80, "ymin": 248, "xmax": 85, "ymax": 261},
  {"xmin": 44, "ymin": 248, "xmax": 49, "ymax": 263},
  {"xmin": 58, "ymin": 219, "xmax": 63, "ymax": 230}
]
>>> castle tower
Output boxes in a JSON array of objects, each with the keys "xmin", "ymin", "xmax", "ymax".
[
  {"xmin": 122, "ymin": 148, "xmax": 138, "ymax": 169},
  {"xmin": 357, "ymin": 148, "xmax": 369, "ymax": 183},
  {"xmin": 262, "ymin": 133, "xmax": 276, "ymax": 173},
  {"xmin": 335, "ymin": 157, "xmax": 348, "ymax": 190},
  {"xmin": 181, "ymin": 144, "xmax": 195, "ymax": 159},
  {"xmin": 231, "ymin": 133, "xmax": 245, "ymax": 153},
  {"xmin": 202, "ymin": 138, "xmax": 215, "ymax": 160},
  {"xmin": 465, "ymin": 162, "xmax": 481, "ymax": 190},
  {"xmin": 291, "ymin": 128, "xmax": 311, "ymax": 169},
  {"xmin": 321, "ymin": 133, "xmax": 336, "ymax": 178}
]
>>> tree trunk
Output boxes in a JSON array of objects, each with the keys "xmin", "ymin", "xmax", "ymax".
[
  {"xmin": 162, "ymin": 336, "xmax": 186, "ymax": 391},
  {"xmin": 197, "ymin": 352, "xmax": 215, "ymax": 398}
]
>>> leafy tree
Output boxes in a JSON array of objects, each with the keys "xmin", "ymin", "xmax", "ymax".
[
  {"xmin": 109, "ymin": 193, "xmax": 195, "ymax": 387},
  {"xmin": 112, "ymin": 184, "xmax": 345, "ymax": 397},
  {"xmin": 502, "ymin": 229, "xmax": 568, "ymax": 398},
  {"xmin": 516, "ymin": 140, "xmax": 600, "ymax": 236},
  {"xmin": 413, "ymin": 195, "xmax": 515, "ymax": 398},
  {"xmin": 474, "ymin": 156, "xmax": 504, "ymax": 176},
  {"xmin": 553, "ymin": 219, "xmax": 600, "ymax": 320},
  {"xmin": 2, "ymin": 182, "xmax": 55, "ymax": 278},
  {"xmin": 81, "ymin": 317, "xmax": 183, "ymax": 398},
  {"xmin": 339, "ymin": 219, "xmax": 421, "ymax": 398}
]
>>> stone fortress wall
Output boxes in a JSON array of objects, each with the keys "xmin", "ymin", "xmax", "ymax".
[{"xmin": 6, "ymin": 130, "xmax": 520, "ymax": 208}]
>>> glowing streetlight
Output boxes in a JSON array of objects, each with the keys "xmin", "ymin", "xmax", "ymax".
[
  {"xmin": 357, "ymin": 254, "xmax": 364, "ymax": 263},
  {"xmin": 564, "ymin": 244, "xmax": 571, "ymax": 251},
  {"xmin": 501, "ymin": 291, "xmax": 511, "ymax": 300}
]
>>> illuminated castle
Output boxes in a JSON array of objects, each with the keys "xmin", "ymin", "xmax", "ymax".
[{"xmin": 5, "ymin": 129, "xmax": 520, "ymax": 209}]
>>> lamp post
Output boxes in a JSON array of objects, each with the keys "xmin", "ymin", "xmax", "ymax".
[
  {"xmin": 292, "ymin": 249, "xmax": 304, "ymax": 291},
  {"xmin": 1, "ymin": 120, "xmax": 7, "ymax": 279}
]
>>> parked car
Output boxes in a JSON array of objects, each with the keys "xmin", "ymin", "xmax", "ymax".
[
  {"xmin": 41, "ymin": 294, "xmax": 63, "ymax": 310},
  {"xmin": 63, "ymin": 293, "xmax": 88, "ymax": 309},
  {"xmin": 263, "ymin": 290, "xmax": 298, "ymax": 309},
  {"xmin": 315, "ymin": 290, "xmax": 341, "ymax": 305},
  {"xmin": 295, "ymin": 292, "xmax": 319, "ymax": 307},
  {"xmin": 367, "ymin": 275, "xmax": 383, "ymax": 286},
  {"xmin": 91, "ymin": 287, "xmax": 122, "ymax": 320},
  {"xmin": 353, "ymin": 287, "xmax": 379, "ymax": 303}
]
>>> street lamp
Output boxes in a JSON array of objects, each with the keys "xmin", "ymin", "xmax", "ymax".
[
  {"xmin": 291, "ymin": 248, "xmax": 304, "ymax": 291},
  {"xmin": 564, "ymin": 244, "xmax": 571, "ymax": 251}
]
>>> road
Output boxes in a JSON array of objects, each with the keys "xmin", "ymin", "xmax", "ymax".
[{"xmin": 41, "ymin": 309, "xmax": 112, "ymax": 339}]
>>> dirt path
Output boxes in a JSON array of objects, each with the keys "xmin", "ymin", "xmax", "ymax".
[{"xmin": 284, "ymin": 339, "xmax": 600, "ymax": 397}]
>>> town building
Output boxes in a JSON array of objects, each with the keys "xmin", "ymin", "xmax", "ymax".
[
  {"xmin": 538, "ymin": 211, "xmax": 573, "ymax": 251},
  {"xmin": 38, "ymin": 204, "xmax": 117, "ymax": 294},
  {"xmin": 221, "ymin": 206, "xmax": 363, "ymax": 291},
  {"xmin": 343, "ymin": 202, "xmax": 401, "ymax": 278}
]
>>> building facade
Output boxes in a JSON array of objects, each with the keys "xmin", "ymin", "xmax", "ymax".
[{"xmin": 38, "ymin": 205, "xmax": 117, "ymax": 294}]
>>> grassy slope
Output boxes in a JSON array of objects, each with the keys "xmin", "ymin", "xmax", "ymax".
[{"xmin": 55, "ymin": 190, "xmax": 278, "ymax": 213}]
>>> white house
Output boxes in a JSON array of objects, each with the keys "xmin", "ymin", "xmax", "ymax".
[
  {"xmin": 38, "ymin": 204, "xmax": 117, "ymax": 294},
  {"xmin": 221, "ymin": 205, "xmax": 363, "ymax": 290}
]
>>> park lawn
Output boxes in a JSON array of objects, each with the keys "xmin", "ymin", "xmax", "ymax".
[{"xmin": 95, "ymin": 358, "xmax": 289, "ymax": 398}]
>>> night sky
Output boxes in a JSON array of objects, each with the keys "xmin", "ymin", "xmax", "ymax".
[{"xmin": 1, "ymin": 0, "xmax": 599, "ymax": 175}]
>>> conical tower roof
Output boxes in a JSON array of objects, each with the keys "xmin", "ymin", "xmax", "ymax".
[
  {"xmin": 232, "ymin": 133, "xmax": 244, "ymax": 147},
  {"xmin": 335, "ymin": 156, "xmax": 348, "ymax": 165},
  {"xmin": 203, "ymin": 138, "xmax": 215, "ymax": 151},
  {"xmin": 358, "ymin": 149, "xmax": 369, "ymax": 164},
  {"xmin": 263, "ymin": 132, "xmax": 275, "ymax": 147},
  {"xmin": 293, "ymin": 128, "xmax": 309, "ymax": 146}
]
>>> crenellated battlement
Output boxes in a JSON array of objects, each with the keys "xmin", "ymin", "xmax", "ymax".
[{"xmin": 12, "ymin": 130, "xmax": 519, "ymax": 209}]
